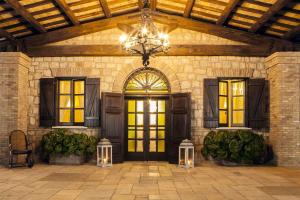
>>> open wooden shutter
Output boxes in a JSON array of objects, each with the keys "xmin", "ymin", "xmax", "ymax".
[
  {"xmin": 247, "ymin": 79, "xmax": 269, "ymax": 130},
  {"xmin": 85, "ymin": 78, "xmax": 100, "ymax": 127},
  {"xmin": 40, "ymin": 78, "xmax": 56, "ymax": 127},
  {"xmin": 169, "ymin": 93, "xmax": 191, "ymax": 164},
  {"xmin": 203, "ymin": 79, "xmax": 218, "ymax": 128},
  {"xmin": 101, "ymin": 92, "xmax": 124, "ymax": 163}
]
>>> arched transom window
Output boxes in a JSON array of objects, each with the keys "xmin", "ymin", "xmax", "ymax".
[{"xmin": 124, "ymin": 68, "xmax": 170, "ymax": 94}]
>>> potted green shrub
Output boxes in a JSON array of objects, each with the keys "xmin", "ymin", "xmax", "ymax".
[
  {"xmin": 201, "ymin": 130, "xmax": 270, "ymax": 165},
  {"xmin": 41, "ymin": 129, "xmax": 97, "ymax": 165}
]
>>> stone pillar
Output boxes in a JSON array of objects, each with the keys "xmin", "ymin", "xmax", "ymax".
[
  {"xmin": 265, "ymin": 52, "xmax": 300, "ymax": 167},
  {"xmin": 0, "ymin": 52, "xmax": 31, "ymax": 165}
]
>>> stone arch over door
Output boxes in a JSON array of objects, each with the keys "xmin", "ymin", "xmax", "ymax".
[{"xmin": 112, "ymin": 62, "xmax": 181, "ymax": 93}]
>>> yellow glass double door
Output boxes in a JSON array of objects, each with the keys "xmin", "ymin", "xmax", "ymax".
[{"xmin": 125, "ymin": 97, "xmax": 168, "ymax": 161}]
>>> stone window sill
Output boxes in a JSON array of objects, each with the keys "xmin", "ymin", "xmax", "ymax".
[
  {"xmin": 216, "ymin": 127, "xmax": 252, "ymax": 130},
  {"xmin": 52, "ymin": 126, "xmax": 88, "ymax": 129}
]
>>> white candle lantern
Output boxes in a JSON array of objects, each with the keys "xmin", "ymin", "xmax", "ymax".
[
  {"xmin": 97, "ymin": 138, "xmax": 112, "ymax": 167},
  {"xmin": 178, "ymin": 139, "xmax": 194, "ymax": 168}
]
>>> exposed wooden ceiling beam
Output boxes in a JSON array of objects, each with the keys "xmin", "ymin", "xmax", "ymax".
[
  {"xmin": 22, "ymin": 12, "xmax": 140, "ymax": 46},
  {"xmin": 0, "ymin": 28, "xmax": 22, "ymax": 49},
  {"xmin": 21, "ymin": 11, "xmax": 293, "ymax": 49},
  {"xmin": 283, "ymin": 25, "xmax": 300, "ymax": 40},
  {"xmin": 99, "ymin": 0, "xmax": 112, "ymax": 18},
  {"xmin": 244, "ymin": 0, "xmax": 272, "ymax": 8},
  {"xmin": 152, "ymin": 12, "xmax": 293, "ymax": 48},
  {"xmin": 4, "ymin": 0, "xmax": 47, "ymax": 33},
  {"xmin": 23, "ymin": 0, "xmax": 50, "ymax": 9},
  {"xmin": 0, "ymin": 29, "xmax": 17, "ymax": 43},
  {"xmin": 200, "ymin": 0, "xmax": 227, "ymax": 7},
  {"xmin": 249, "ymin": 0, "xmax": 292, "ymax": 33},
  {"xmin": 26, "ymin": 44, "xmax": 271, "ymax": 57},
  {"xmin": 68, "ymin": 0, "xmax": 96, "ymax": 7},
  {"xmin": 150, "ymin": 0, "xmax": 157, "ymax": 11},
  {"xmin": 138, "ymin": 0, "xmax": 144, "ymax": 10},
  {"xmin": 217, "ymin": 0, "xmax": 240, "ymax": 25},
  {"xmin": 237, "ymin": 7, "xmax": 265, "ymax": 15},
  {"xmin": 183, "ymin": 0, "xmax": 195, "ymax": 18},
  {"xmin": 53, "ymin": 0, "xmax": 80, "ymax": 25}
]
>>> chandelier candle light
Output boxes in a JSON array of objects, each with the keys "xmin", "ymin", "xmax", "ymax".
[{"xmin": 119, "ymin": 0, "xmax": 170, "ymax": 67}]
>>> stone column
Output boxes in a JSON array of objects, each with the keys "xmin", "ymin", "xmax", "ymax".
[
  {"xmin": 0, "ymin": 52, "xmax": 31, "ymax": 165},
  {"xmin": 265, "ymin": 52, "xmax": 300, "ymax": 167}
]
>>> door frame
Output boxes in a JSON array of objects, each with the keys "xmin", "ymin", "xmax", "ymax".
[{"xmin": 124, "ymin": 94, "xmax": 170, "ymax": 161}]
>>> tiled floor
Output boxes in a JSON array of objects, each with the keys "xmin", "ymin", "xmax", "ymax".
[{"xmin": 1, "ymin": 162, "xmax": 300, "ymax": 200}]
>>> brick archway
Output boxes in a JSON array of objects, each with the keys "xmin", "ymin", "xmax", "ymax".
[{"xmin": 112, "ymin": 62, "xmax": 181, "ymax": 93}]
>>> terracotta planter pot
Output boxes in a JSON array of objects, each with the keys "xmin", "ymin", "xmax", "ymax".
[{"xmin": 49, "ymin": 154, "xmax": 85, "ymax": 165}]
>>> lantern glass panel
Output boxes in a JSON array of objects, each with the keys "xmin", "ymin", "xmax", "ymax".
[
  {"xmin": 188, "ymin": 148, "xmax": 193, "ymax": 165},
  {"xmin": 107, "ymin": 147, "xmax": 112, "ymax": 163},
  {"xmin": 103, "ymin": 147, "xmax": 107, "ymax": 164},
  {"xmin": 180, "ymin": 148, "xmax": 185, "ymax": 165}
]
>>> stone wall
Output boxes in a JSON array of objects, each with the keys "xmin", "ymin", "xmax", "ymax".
[
  {"xmin": 0, "ymin": 28, "xmax": 273, "ymax": 165},
  {"xmin": 29, "ymin": 55, "xmax": 267, "ymax": 162},
  {"xmin": 0, "ymin": 52, "xmax": 31, "ymax": 165},
  {"xmin": 265, "ymin": 52, "xmax": 300, "ymax": 167}
]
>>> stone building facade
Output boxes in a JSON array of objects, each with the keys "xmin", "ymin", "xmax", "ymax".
[{"xmin": 0, "ymin": 28, "xmax": 299, "ymax": 166}]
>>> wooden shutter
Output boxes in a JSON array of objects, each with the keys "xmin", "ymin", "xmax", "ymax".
[
  {"xmin": 101, "ymin": 92, "xmax": 124, "ymax": 163},
  {"xmin": 85, "ymin": 78, "xmax": 100, "ymax": 127},
  {"xmin": 247, "ymin": 79, "xmax": 269, "ymax": 130},
  {"xmin": 203, "ymin": 79, "xmax": 218, "ymax": 128},
  {"xmin": 40, "ymin": 78, "xmax": 56, "ymax": 127},
  {"xmin": 169, "ymin": 93, "xmax": 191, "ymax": 164}
]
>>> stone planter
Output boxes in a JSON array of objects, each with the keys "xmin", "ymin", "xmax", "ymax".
[{"xmin": 49, "ymin": 154, "xmax": 85, "ymax": 165}]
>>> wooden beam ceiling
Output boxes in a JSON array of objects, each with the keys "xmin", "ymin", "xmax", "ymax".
[
  {"xmin": 138, "ymin": 0, "xmax": 144, "ymax": 10},
  {"xmin": 4, "ymin": 0, "xmax": 47, "ymax": 33},
  {"xmin": 0, "ymin": 29, "xmax": 16, "ymax": 43},
  {"xmin": 99, "ymin": 0, "xmax": 112, "ymax": 18},
  {"xmin": 249, "ymin": 0, "xmax": 292, "ymax": 33},
  {"xmin": 22, "ymin": 12, "xmax": 140, "ymax": 46},
  {"xmin": 217, "ymin": 0, "xmax": 240, "ymax": 25},
  {"xmin": 283, "ymin": 25, "xmax": 300, "ymax": 40},
  {"xmin": 21, "ymin": 11, "xmax": 293, "ymax": 50},
  {"xmin": 26, "ymin": 44, "xmax": 271, "ymax": 57},
  {"xmin": 152, "ymin": 12, "xmax": 293, "ymax": 49},
  {"xmin": 53, "ymin": 0, "xmax": 80, "ymax": 25},
  {"xmin": 0, "ymin": 28, "xmax": 21, "ymax": 50},
  {"xmin": 150, "ymin": 0, "xmax": 157, "ymax": 11},
  {"xmin": 183, "ymin": 0, "xmax": 195, "ymax": 18}
]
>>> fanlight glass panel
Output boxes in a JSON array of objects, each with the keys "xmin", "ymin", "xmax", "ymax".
[{"xmin": 125, "ymin": 69, "xmax": 169, "ymax": 94}]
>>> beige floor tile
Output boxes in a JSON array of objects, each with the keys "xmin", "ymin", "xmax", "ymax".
[
  {"xmin": 75, "ymin": 189, "xmax": 114, "ymax": 199},
  {"xmin": 49, "ymin": 189, "xmax": 82, "ymax": 200},
  {"xmin": 111, "ymin": 194, "xmax": 135, "ymax": 200},
  {"xmin": 0, "ymin": 162, "xmax": 300, "ymax": 200}
]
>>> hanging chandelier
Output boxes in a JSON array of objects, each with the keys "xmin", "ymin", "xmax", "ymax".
[{"xmin": 119, "ymin": 0, "xmax": 170, "ymax": 67}]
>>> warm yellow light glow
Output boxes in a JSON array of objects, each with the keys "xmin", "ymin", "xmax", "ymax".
[
  {"xmin": 119, "ymin": 34, "xmax": 127, "ymax": 43},
  {"xmin": 141, "ymin": 27, "xmax": 148, "ymax": 35},
  {"xmin": 149, "ymin": 100, "xmax": 157, "ymax": 112},
  {"xmin": 137, "ymin": 101, "xmax": 144, "ymax": 112},
  {"xmin": 74, "ymin": 81, "xmax": 84, "ymax": 94},
  {"xmin": 74, "ymin": 109, "xmax": 84, "ymax": 123},
  {"xmin": 219, "ymin": 80, "xmax": 245, "ymax": 126},
  {"xmin": 59, "ymin": 81, "xmax": 71, "ymax": 94},
  {"xmin": 60, "ymin": 110, "xmax": 70, "ymax": 123},
  {"xmin": 125, "ymin": 42, "xmax": 131, "ymax": 49}
]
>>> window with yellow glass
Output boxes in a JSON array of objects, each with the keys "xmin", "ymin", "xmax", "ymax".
[
  {"xmin": 58, "ymin": 79, "xmax": 85, "ymax": 125},
  {"xmin": 218, "ymin": 80, "xmax": 245, "ymax": 127}
]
